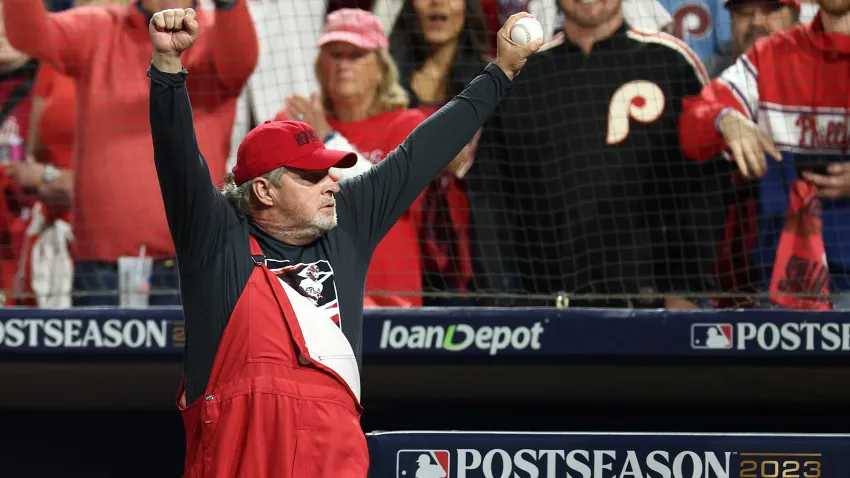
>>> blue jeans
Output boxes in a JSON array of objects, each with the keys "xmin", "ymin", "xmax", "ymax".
[{"xmin": 73, "ymin": 260, "xmax": 182, "ymax": 306}]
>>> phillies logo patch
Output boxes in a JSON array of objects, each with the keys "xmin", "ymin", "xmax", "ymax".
[
  {"xmin": 606, "ymin": 80, "xmax": 665, "ymax": 145},
  {"xmin": 272, "ymin": 260, "xmax": 341, "ymax": 326}
]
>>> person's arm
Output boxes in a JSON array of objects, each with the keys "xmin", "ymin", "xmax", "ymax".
[
  {"xmin": 37, "ymin": 170, "xmax": 73, "ymax": 208},
  {"xmin": 2, "ymin": 0, "xmax": 105, "ymax": 77},
  {"xmin": 26, "ymin": 97, "xmax": 44, "ymax": 158},
  {"xmin": 15, "ymin": 65, "xmax": 73, "ymax": 207},
  {"xmin": 5, "ymin": 161, "xmax": 74, "ymax": 208},
  {"xmin": 679, "ymin": 48, "xmax": 763, "ymax": 161},
  {"xmin": 336, "ymin": 63, "xmax": 514, "ymax": 250},
  {"xmin": 148, "ymin": 48, "xmax": 238, "ymax": 271},
  {"xmin": 182, "ymin": 0, "xmax": 258, "ymax": 94}
]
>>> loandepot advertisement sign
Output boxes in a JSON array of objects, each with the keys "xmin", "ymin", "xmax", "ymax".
[{"xmin": 379, "ymin": 319, "xmax": 545, "ymax": 355}]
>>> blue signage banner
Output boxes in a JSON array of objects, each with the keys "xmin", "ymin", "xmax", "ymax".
[
  {"xmin": 363, "ymin": 308, "xmax": 850, "ymax": 358},
  {"xmin": 367, "ymin": 431, "xmax": 850, "ymax": 478},
  {"xmin": 0, "ymin": 307, "xmax": 185, "ymax": 354},
  {"xmin": 0, "ymin": 307, "xmax": 847, "ymax": 358}
]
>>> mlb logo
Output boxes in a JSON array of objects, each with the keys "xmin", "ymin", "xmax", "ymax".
[
  {"xmin": 397, "ymin": 450, "xmax": 451, "ymax": 478},
  {"xmin": 691, "ymin": 323, "xmax": 734, "ymax": 350}
]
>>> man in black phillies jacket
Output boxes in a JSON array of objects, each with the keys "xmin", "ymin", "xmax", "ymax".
[
  {"xmin": 148, "ymin": 6, "xmax": 541, "ymax": 477},
  {"xmin": 470, "ymin": 0, "xmax": 734, "ymax": 309}
]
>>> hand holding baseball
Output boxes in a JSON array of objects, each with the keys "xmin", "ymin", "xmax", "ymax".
[
  {"xmin": 495, "ymin": 13, "xmax": 544, "ymax": 81},
  {"xmin": 510, "ymin": 17, "xmax": 544, "ymax": 46},
  {"xmin": 149, "ymin": 8, "xmax": 199, "ymax": 60}
]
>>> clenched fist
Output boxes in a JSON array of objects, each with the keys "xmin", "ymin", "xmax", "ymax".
[
  {"xmin": 149, "ymin": 8, "xmax": 199, "ymax": 57},
  {"xmin": 495, "ymin": 13, "xmax": 544, "ymax": 81}
]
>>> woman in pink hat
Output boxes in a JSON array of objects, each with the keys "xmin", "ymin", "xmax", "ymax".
[{"xmin": 276, "ymin": 8, "xmax": 429, "ymax": 308}]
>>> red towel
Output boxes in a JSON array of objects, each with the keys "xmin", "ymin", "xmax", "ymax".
[{"xmin": 769, "ymin": 180, "xmax": 832, "ymax": 310}]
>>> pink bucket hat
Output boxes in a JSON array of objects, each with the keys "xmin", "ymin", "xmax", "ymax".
[{"xmin": 317, "ymin": 8, "xmax": 390, "ymax": 52}]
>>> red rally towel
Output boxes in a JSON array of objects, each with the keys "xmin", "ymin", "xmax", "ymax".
[{"xmin": 769, "ymin": 179, "xmax": 832, "ymax": 310}]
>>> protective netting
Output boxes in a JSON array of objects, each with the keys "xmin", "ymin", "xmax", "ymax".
[{"xmin": 0, "ymin": 0, "xmax": 844, "ymax": 309}]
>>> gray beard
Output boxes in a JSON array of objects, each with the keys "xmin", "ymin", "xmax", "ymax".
[{"xmin": 310, "ymin": 209, "xmax": 338, "ymax": 235}]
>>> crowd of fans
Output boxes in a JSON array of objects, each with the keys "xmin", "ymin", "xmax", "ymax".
[{"xmin": 0, "ymin": 0, "xmax": 846, "ymax": 310}]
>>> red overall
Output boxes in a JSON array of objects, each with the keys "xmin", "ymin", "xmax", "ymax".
[{"xmin": 177, "ymin": 236, "xmax": 369, "ymax": 478}]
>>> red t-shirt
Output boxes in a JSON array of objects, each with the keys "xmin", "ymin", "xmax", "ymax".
[{"xmin": 328, "ymin": 109, "xmax": 428, "ymax": 307}]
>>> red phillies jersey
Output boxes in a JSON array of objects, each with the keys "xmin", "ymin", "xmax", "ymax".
[
  {"xmin": 680, "ymin": 14, "xmax": 850, "ymax": 291},
  {"xmin": 328, "ymin": 108, "xmax": 428, "ymax": 306}
]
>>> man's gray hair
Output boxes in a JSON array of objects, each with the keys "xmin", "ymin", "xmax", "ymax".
[{"xmin": 221, "ymin": 166, "xmax": 288, "ymax": 215}]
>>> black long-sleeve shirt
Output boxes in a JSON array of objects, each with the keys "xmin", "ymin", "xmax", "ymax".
[{"xmin": 148, "ymin": 62, "xmax": 511, "ymax": 404}]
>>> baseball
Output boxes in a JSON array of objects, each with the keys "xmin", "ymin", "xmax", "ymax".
[{"xmin": 510, "ymin": 17, "xmax": 544, "ymax": 46}]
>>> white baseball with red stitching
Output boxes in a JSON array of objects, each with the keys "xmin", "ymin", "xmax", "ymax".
[{"xmin": 510, "ymin": 17, "xmax": 544, "ymax": 46}]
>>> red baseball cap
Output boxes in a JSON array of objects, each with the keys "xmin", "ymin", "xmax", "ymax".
[
  {"xmin": 317, "ymin": 8, "xmax": 389, "ymax": 52},
  {"xmin": 232, "ymin": 120, "xmax": 357, "ymax": 185}
]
